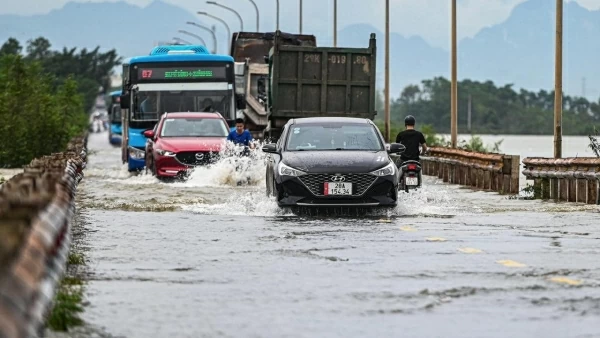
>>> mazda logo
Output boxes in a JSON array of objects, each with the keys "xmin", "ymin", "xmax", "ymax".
[
  {"xmin": 330, "ymin": 175, "xmax": 346, "ymax": 182},
  {"xmin": 195, "ymin": 153, "xmax": 204, "ymax": 160}
]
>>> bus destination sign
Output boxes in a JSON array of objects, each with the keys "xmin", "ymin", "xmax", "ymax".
[{"xmin": 136, "ymin": 66, "xmax": 227, "ymax": 81}]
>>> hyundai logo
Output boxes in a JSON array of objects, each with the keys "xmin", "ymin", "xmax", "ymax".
[
  {"xmin": 195, "ymin": 153, "xmax": 205, "ymax": 161},
  {"xmin": 330, "ymin": 175, "xmax": 346, "ymax": 182}
]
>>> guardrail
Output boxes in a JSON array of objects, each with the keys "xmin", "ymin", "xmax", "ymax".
[
  {"xmin": 0, "ymin": 134, "xmax": 87, "ymax": 338},
  {"xmin": 522, "ymin": 157, "xmax": 600, "ymax": 204},
  {"xmin": 393, "ymin": 147, "xmax": 520, "ymax": 194}
]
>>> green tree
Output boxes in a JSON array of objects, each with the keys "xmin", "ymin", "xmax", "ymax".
[
  {"xmin": 0, "ymin": 36, "xmax": 121, "ymax": 167},
  {"xmin": 390, "ymin": 77, "xmax": 599, "ymax": 136},
  {"xmin": 26, "ymin": 37, "xmax": 52, "ymax": 60},
  {"xmin": 0, "ymin": 38, "xmax": 22, "ymax": 56}
]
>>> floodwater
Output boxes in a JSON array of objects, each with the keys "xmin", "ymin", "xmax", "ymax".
[{"xmin": 54, "ymin": 132, "xmax": 600, "ymax": 338}]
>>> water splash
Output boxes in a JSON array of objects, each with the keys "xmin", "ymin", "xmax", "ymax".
[
  {"xmin": 182, "ymin": 191, "xmax": 295, "ymax": 217},
  {"xmin": 394, "ymin": 181, "xmax": 467, "ymax": 216},
  {"xmin": 182, "ymin": 177, "xmax": 465, "ymax": 218},
  {"xmin": 173, "ymin": 141, "xmax": 270, "ymax": 188}
]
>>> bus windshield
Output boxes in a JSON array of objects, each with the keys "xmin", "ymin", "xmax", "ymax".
[{"xmin": 131, "ymin": 90, "xmax": 232, "ymax": 121}]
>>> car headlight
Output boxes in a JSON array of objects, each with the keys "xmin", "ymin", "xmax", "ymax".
[
  {"xmin": 155, "ymin": 148, "xmax": 176, "ymax": 157},
  {"xmin": 278, "ymin": 162, "xmax": 306, "ymax": 177},
  {"xmin": 370, "ymin": 161, "xmax": 396, "ymax": 176},
  {"xmin": 128, "ymin": 147, "xmax": 145, "ymax": 159}
]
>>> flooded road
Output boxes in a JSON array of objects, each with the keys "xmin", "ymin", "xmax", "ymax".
[{"xmin": 74, "ymin": 132, "xmax": 600, "ymax": 338}]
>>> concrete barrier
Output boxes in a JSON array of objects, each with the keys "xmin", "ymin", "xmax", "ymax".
[
  {"xmin": 0, "ymin": 134, "xmax": 87, "ymax": 338},
  {"xmin": 393, "ymin": 147, "xmax": 521, "ymax": 194},
  {"xmin": 522, "ymin": 157, "xmax": 600, "ymax": 204}
]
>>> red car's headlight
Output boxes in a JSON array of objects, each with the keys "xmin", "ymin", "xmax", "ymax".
[{"xmin": 156, "ymin": 148, "xmax": 176, "ymax": 157}]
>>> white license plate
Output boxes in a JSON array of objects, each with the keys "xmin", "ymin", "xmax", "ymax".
[
  {"xmin": 405, "ymin": 177, "xmax": 418, "ymax": 186},
  {"xmin": 324, "ymin": 182, "xmax": 352, "ymax": 195}
]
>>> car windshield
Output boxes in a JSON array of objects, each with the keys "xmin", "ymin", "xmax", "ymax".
[
  {"xmin": 286, "ymin": 123, "xmax": 384, "ymax": 151},
  {"xmin": 160, "ymin": 117, "xmax": 229, "ymax": 137},
  {"xmin": 132, "ymin": 90, "xmax": 231, "ymax": 121},
  {"xmin": 111, "ymin": 105, "xmax": 121, "ymax": 123}
]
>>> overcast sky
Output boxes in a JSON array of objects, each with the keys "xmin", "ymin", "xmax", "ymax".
[{"xmin": 2, "ymin": 0, "xmax": 598, "ymax": 49}]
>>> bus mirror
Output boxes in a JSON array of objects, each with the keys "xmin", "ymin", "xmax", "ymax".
[
  {"xmin": 236, "ymin": 94, "xmax": 246, "ymax": 110},
  {"xmin": 120, "ymin": 94, "xmax": 130, "ymax": 109}
]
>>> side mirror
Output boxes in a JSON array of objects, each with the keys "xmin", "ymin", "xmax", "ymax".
[
  {"xmin": 262, "ymin": 143, "xmax": 278, "ymax": 154},
  {"xmin": 236, "ymin": 94, "xmax": 246, "ymax": 110},
  {"xmin": 226, "ymin": 119, "xmax": 235, "ymax": 128},
  {"xmin": 388, "ymin": 143, "xmax": 406, "ymax": 154},
  {"xmin": 120, "ymin": 94, "xmax": 130, "ymax": 109},
  {"xmin": 143, "ymin": 130, "xmax": 155, "ymax": 139}
]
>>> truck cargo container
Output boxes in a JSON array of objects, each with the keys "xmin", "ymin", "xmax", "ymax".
[{"xmin": 231, "ymin": 30, "xmax": 377, "ymax": 141}]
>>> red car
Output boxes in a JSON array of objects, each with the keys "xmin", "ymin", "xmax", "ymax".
[{"xmin": 143, "ymin": 112, "xmax": 230, "ymax": 178}]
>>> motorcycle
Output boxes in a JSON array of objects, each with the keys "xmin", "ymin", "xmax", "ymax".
[
  {"xmin": 91, "ymin": 117, "xmax": 104, "ymax": 133},
  {"xmin": 88, "ymin": 112, "xmax": 106, "ymax": 133},
  {"xmin": 398, "ymin": 160, "xmax": 422, "ymax": 193},
  {"xmin": 223, "ymin": 144, "xmax": 257, "ymax": 186}
]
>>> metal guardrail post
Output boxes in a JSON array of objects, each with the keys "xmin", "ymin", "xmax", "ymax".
[
  {"xmin": 522, "ymin": 157, "xmax": 600, "ymax": 204},
  {"xmin": 416, "ymin": 147, "xmax": 519, "ymax": 194}
]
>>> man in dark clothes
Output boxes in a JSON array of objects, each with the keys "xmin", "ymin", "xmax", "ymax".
[{"xmin": 395, "ymin": 115, "xmax": 428, "ymax": 185}]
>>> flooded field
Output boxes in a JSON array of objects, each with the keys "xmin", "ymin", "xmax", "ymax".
[{"xmin": 53, "ymin": 132, "xmax": 600, "ymax": 338}]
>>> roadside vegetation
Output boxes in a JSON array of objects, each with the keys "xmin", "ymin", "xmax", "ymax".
[
  {"xmin": 46, "ymin": 249, "xmax": 87, "ymax": 331},
  {"xmin": 0, "ymin": 37, "xmax": 121, "ymax": 167},
  {"xmin": 589, "ymin": 127, "xmax": 600, "ymax": 157},
  {"xmin": 47, "ymin": 276, "xmax": 85, "ymax": 331},
  {"xmin": 375, "ymin": 77, "xmax": 600, "ymax": 136}
]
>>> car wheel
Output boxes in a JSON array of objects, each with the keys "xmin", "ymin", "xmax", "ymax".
[{"xmin": 144, "ymin": 156, "xmax": 149, "ymax": 175}]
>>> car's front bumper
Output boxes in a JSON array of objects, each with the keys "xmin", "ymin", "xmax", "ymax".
[
  {"xmin": 154, "ymin": 152, "xmax": 221, "ymax": 177},
  {"xmin": 155, "ymin": 156, "xmax": 190, "ymax": 177},
  {"xmin": 275, "ymin": 174, "xmax": 398, "ymax": 207}
]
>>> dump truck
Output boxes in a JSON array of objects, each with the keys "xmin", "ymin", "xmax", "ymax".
[{"xmin": 230, "ymin": 30, "xmax": 377, "ymax": 141}]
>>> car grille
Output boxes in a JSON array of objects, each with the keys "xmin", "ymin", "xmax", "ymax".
[
  {"xmin": 298, "ymin": 173, "xmax": 377, "ymax": 196},
  {"xmin": 175, "ymin": 151, "xmax": 219, "ymax": 166}
]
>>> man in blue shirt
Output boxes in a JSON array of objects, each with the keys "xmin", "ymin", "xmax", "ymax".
[{"xmin": 227, "ymin": 118, "xmax": 255, "ymax": 149}]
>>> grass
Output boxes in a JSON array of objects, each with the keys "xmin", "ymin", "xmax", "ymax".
[
  {"xmin": 46, "ymin": 249, "xmax": 87, "ymax": 331},
  {"xmin": 47, "ymin": 277, "xmax": 85, "ymax": 331},
  {"xmin": 67, "ymin": 252, "xmax": 85, "ymax": 265}
]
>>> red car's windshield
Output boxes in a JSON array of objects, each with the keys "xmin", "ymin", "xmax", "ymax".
[{"xmin": 160, "ymin": 118, "xmax": 229, "ymax": 138}]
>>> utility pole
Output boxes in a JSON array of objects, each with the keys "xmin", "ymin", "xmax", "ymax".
[
  {"xmin": 276, "ymin": 0, "xmax": 279, "ymax": 31},
  {"xmin": 554, "ymin": 0, "xmax": 563, "ymax": 159},
  {"xmin": 333, "ymin": 0, "xmax": 338, "ymax": 47},
  {"xmin": 384, "ymin": 0, "xmax": 390, "ymax": 142},
  {"xmin": 299, "ymin": 0, "xmax": 303, "ymax": 34},
  {"xmin": 467, "ymin": 94, "xmax": 472, "ymax": 133},
  {"xmin": 450, "ymin": 0, "xmax": 458, "ymax": 148}
]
